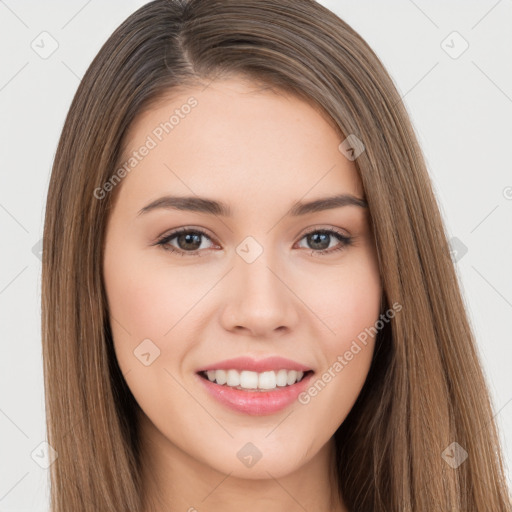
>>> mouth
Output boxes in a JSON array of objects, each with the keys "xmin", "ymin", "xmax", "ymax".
[
  {"xmin": 195, "ymin": 355, "xmax": 315, "ymax": 415},
  {"xmin": 197, "ymin": 368, "xmax": 314, "ymax": 392}
]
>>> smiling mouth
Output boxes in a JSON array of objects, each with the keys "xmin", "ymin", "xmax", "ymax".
[{"xmin": 198, "ymin": 369, "xmax": 314, "ymax": 392}]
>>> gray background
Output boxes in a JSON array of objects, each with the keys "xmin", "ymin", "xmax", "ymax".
[{"xmin": 1, "ymin": 0, "xmax": 511, "ymax": 509}]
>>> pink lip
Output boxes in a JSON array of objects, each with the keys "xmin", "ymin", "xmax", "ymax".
[
  {"xmin": 196, "ymin": 370, "xmax": 314, "ymax": 416},
  {"xmin": 196, "ymin": 356, "xmax": 312, "ymax": 373}
]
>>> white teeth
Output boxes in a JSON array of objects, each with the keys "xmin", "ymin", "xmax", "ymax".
[
  {"xmin": 203, "ymin": 369, "xmax": 308, "ymax": 390},
  {"xmin": 276, "ymin": 369, "xmax": 288, "ymax": 387},
  {"xmin": 226, "ymin": 369, "xmax": 240, "ymax": 387},
  {"xmin": 215, "ymin": 369, "xmax": 227, "ymax": 385},
  {"xmin": 240, "ymin": 371, "xmax": 258, "ymax": 389},
  {"xmin": 258, "ymin": 371, "xmax": 276, "ymax": 390},
  {"xmin": 286, "ymin": 370, "xmax": 298, "ymax": 385}
]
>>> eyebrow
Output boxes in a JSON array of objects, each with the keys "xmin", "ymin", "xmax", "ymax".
[{"xmin": 137, "ymin": 193, "xmax": 368, "ymax": 218}]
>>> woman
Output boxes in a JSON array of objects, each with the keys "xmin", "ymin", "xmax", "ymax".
[{"xmin": 41, "ymin": 0, "xmax": 512, "ymax": 510}]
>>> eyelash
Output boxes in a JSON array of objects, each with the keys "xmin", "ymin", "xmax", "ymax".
[{"xmin": 154, "ymin": 226, "xmax": 352, "ymax": 257}]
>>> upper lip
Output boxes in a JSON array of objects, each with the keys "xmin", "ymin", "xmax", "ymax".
[{"xmin": 196, "ymin": 356, "xmax": 313, "ymax": 373}]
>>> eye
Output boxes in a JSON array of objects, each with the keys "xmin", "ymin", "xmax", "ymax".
[
  {"xmin": 154, "ymin": 226, "xmax": 352, "ymax": 257},
  {"xmin": 155, "ymin": 227, "xmax": 217, "ymax": 257},
  {"xmin": 296, "ymin": 227, "xmax": 352, "ymax": 256}
]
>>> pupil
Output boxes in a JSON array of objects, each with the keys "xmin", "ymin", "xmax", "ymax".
[
  {"xmin": 309, "ymin": 232, "xmax": 329, "ymax": 250},
  {"xmin": 179, "ymin": 233, "xmax": 201, "ymax": 250}
]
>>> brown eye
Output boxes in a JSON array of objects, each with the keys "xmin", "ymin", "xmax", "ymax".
[
  {"xmin": 156, "ymin": 228, "xmax": 216, "ymax": 256},
  {"xmin": 296, "ymin": 228, "xmax": 352, "ymax": 256}
]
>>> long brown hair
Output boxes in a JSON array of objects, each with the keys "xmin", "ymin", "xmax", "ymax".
[{"xmin": 42, "ymin": 0, "xmax": 512, "ymax": 510}]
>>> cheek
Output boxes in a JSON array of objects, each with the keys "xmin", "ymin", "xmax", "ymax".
[
  {"xmin": 102, "ymin": 243, "xmax": 174, "ymax": 377},
  {"xmin": 103, "ymin": 246, "xmax": 216, "ymax": 379},
  {"xmin": 103, "ymin": 251, "xmax": 191, "ymax": 418},
  {"xmin": 297, "ymin": 252, "xmax": 381, "ymax": 418},
  {"xmin": 296, "ymin": 260, "xmax": 381, "ymax": 431},
  {"xmin": 316, "ymin": 254, "xmax": 381, "ymax": 406},
  {"xmin": 104, "ymin": 263, "xmax": 167, "ymax": 339},
  {"xmin": 310, "ymin": 252, "xmax": 382, "ymax": 349},
  {"xmin": 104, "ymin": 247, "xmax": 199, "ymax": 339}
]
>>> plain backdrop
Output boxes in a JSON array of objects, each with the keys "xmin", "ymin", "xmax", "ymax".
[{"xmin": 0, "ymin": 1, "xmax": 511, "ymax": 510}]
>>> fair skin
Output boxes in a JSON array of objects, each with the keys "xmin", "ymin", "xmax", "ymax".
[{"xmin": 103, "ymin": 77, "xmax": 382, "ymax": 512}]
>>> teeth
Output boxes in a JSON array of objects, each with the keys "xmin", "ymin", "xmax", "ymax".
[
  {"xmin": 215, "ymin": 369, "xmax": 227, "ymax": 385},
  {"xmin": 258, "ymin": 371, "xmax": 276, "ymax": 390},
  {"xmin": 286, "ymin": 370, "xmax": 297, "ymax": 385},
  {"xmin": 241, "ymin": 370, "xmax": 259, "ymax": 389},
  {"xmin": 276, "ymin": 369, "xmax": 288, "ymax": 387},
  {"xmin": 226, "ymin": 369, "xmax": 240, "ymax": 387},
  {"xmin": 203, "ymin": 369, "xmax": 308, "ymax": 390}
]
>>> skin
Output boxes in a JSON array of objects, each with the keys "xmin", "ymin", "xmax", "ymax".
[{"xmin": 103, "ymin": 77, "xmax": 382, "ymax": 512}]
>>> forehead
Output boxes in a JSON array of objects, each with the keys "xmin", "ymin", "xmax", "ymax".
[{"xmin": 114, "ymin": 78, "xmax": 364, "ymax": 216}]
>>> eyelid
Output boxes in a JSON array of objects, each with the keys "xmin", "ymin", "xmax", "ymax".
[{"xmin": 296, "ymin": 224, "xmax": 350, "ymax": 239}]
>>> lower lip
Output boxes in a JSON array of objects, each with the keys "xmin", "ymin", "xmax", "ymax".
[{"xmin": 196, "ymin": 371, "xmax": 314, "ymax": 415}]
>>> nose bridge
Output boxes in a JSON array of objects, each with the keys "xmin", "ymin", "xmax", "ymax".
[
  {"xmin": 221, "ymin": 234, "xmax": 298, "ymax": 334},
  {"xmin": 235, "ymin": 235, "xmax": 286, "ymax": 304}
]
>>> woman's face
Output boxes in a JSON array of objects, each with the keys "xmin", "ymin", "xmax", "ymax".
[{"xmin": 103, "ymin": 77, "xmax": 382, "ymax": 481}]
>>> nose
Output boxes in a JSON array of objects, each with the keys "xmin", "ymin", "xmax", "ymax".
[{"xmin": 219, "ymin": 249, "xmax": 300, "ymax": 338}]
